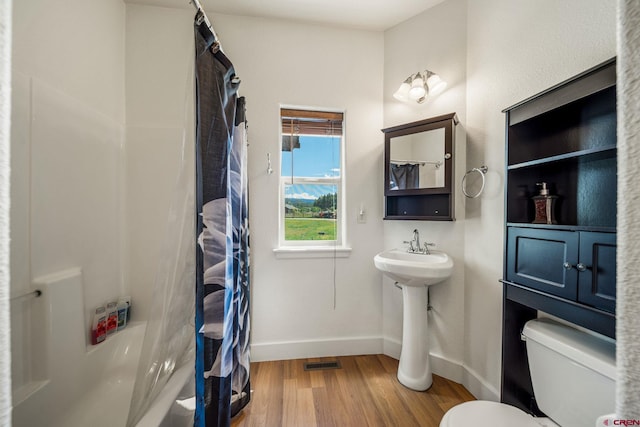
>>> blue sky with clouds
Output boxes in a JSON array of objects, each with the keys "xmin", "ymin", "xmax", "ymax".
[{"xmin": 282, "ymin": 135, "xmax": 340, "ymax": 200}]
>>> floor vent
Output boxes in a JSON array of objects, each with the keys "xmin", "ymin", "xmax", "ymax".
[{"xmin": 303, "ymin": 361, "xmax": 342, "ymax": 371}]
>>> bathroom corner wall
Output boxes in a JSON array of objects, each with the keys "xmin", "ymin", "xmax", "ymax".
[
  {"xmin": 463, "ymin": 0, "xmax": 616, "ymax": 399},
  {"xmin": 10, "ymin": 0, "xmax": 126, "ymax": 393},
  {"xmin": 383, "ymin": 0, "xmax": 616, "ymax": 400},
  {"xmin": 382, "ymin": 0, "xmax": 468, "ymax": 382}
]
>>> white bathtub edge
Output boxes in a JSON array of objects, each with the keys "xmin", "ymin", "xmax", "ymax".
[{"xmin": 134, "ymin": 361, "xmax": 194, "ymax": 427}]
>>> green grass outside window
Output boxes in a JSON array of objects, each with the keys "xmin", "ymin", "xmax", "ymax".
[{"xmin": 285, "ymin": 218, "xmax": 337, "ymax": 240}]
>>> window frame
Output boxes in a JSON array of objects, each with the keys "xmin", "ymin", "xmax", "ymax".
[{"xmin": 276, "ymin": 106, "xmax": 348, "ymax": 253}]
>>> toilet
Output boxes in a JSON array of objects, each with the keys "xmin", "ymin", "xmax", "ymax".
[{"xmin": 441, "ymin": 318, "xmax": 616, "ymax": 427}]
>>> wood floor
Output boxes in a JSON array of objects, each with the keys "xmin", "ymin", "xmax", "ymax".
[{"xmin": 231, "ymin": 354, "xmax": 475, "ymax": 427}]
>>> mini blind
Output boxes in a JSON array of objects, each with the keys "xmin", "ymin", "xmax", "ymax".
[{"xmin": 281, "ymin": 108, "xmax": 343, "ymax": 136}]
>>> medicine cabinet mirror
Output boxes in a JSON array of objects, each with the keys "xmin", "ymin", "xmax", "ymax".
[
  {"xmin": 388, "ymin": 127, "xmax": 446, "ymax": 190},
  {"xmin": 382, "ymin": 113, "xmax": 458, "ymax": 220}
]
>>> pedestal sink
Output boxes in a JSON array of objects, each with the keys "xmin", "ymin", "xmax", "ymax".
[{"xmin": 374, "ymin": 248, "xmax": 453, "ymax": 391}]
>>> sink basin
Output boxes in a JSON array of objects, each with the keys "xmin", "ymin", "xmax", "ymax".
[{"xmin": 374, "ymin": 248, "xmax": 453, "ymax": 287}]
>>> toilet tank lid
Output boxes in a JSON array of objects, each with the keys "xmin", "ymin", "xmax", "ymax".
[{"xmin": 522, "ymin": 318, "xmax": 616, "ymax": 380}]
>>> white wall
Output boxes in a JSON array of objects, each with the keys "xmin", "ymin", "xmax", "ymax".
[
  {"xmin": 382, "ymin": 0, "xmax": 468, "ymax": 382},
  {"xmin": 463, "ymin": 0, "xmax": 616, "ymax": 398},
  {"xmin": 209, "ymin": 14, "xmax": 386, "ymax": 360},
  {"xmin": 10, "ymin": 0, "xmax": 126, "ymax": 395}
]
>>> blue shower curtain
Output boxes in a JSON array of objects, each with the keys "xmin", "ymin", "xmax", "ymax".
[{"xmin": 194, "ymin": 12, "xmax": 251, "ymax": 427}]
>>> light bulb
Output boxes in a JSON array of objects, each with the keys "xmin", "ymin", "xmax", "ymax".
[
  {"xmin": 426, "ymin": 73, "xmax": 447, "ymax": 95},
  {"xmin": 393, "ymin": 78, "xmax": 411, "ymax": 102},
  {"xmin": 408, "ymin": 73, "xmax": 426, "ymax": 100}
]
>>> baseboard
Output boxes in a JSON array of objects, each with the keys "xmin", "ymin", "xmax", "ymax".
[
  {"xmin": 431, "ymin": 354, "xmax": 464, "ymax": 383},
  {"xmin": 250, "ymin": 336, "xmax": 383, "ymax": 362},
  {"xmin": 461, "ymin": 365, "xmax": 500, "ymax": 401},
  {"xmin": 382, "ymin": 336, "xmax": 402, "ymax": 359}
]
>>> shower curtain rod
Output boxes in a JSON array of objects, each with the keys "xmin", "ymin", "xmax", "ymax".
[
  {"xmin": 189, "ymin": 0, "xmax": 222, "ymax": 50},
  {"xmin": 391, "ymin": 159, "xmax": 442, "ymax": 167}
]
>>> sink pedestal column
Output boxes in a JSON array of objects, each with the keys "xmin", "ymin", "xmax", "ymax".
[{"xmin": 397, "ymin": 285, "xmax": 432, "ymax": 391}]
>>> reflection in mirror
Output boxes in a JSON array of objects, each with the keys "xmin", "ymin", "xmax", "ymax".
[{"xmin": 389, "ymin": 128, "xmax": 445, "ymax": 190}]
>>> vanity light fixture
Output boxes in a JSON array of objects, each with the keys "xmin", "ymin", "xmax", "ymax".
[{"xmin": 393, "ymin": 70, "xmax": 447, "ymax": 104}]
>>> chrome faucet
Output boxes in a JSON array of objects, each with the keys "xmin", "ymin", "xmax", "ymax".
[
  {"xmin": 413, "ymin": 229, "xmax": 421, "ymax": 251},
  {"xmin": 404, "ymin": 229, "xmax": 435, "ymax": 254}
]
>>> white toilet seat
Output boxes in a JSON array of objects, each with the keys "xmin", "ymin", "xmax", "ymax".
[{"xmin": 440, "ymin": 401, "xmax": 542, "ymax": 427}]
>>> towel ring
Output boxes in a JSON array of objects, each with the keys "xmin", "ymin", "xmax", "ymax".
[{"xmin": 462, "ymin": 166, "xmax": 488, "ymax": 198}]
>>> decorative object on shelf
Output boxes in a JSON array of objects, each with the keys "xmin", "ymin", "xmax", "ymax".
[
  {"xmin": 532, "ymin": 182, "xmax": 558, "ymax": 224},
  {"xmin": 393, "ymin": 70, "xmax": 447, "ymax": 104},
  {"xmin": 461, "ymin": 165, "xmax": 488, "ymax": 198}
]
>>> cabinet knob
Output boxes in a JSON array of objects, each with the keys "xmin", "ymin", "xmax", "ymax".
[
  {"xmin": 576, "ymin": 263, "xmax": 588, "ymax": 272},
  {"xmin": 563, "ymin": 262, "xmax": 573, "ymax": 270}
]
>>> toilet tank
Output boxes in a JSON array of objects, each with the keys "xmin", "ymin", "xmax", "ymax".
[{"xmin": 523, "ymin": 318, "xmax": 616, "ymax": 427}]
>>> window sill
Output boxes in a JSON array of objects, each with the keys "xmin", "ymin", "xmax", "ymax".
[{"xmin": 273, "ymin": 246, "xmax": 352, "ymax": 259}]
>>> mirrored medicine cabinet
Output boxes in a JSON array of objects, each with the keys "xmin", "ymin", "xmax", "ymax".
[{"xmin": 382, "ymin": 112, "xmax": 458, "ymax": 220}]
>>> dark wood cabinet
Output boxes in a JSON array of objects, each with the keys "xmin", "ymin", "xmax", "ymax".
[
  {"xmin": 382, "ymin": 113, "xmax": 458, "ymax": 220},
  {"xmin": 507, "ymin": 227, "xmax": 579, "ymax": 299},
  {"xmin": 500, "ymin": 58, "xmax": 617, "ymax": 415},
  {"xmin": 507, "ymin": 227, "xmax": 616, "ymax": 312},
  {"xmin": 577, "ymin": 231, "xmax": 616, "ymax": 313}
]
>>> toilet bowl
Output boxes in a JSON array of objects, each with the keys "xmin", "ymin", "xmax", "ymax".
[
  {"xmin": 440, "ymin": 318, "xmax": 616, "ymax": 427},
  {"xmin": 440, "ymin": 401, "xmax": 557, "ymax": 427}
]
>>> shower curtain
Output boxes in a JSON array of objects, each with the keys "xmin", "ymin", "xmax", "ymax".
[
  {"xmin": 194, "ymin": 12, "xmax": 251, "ymax": 427},
  {"xmin": 390, "ymin": 163, "xmax": 420, "ymax": 190}
]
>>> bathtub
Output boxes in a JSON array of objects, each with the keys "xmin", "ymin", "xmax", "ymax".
[
  {"xmin": 12, "ymin": 320, "xmax": 194, "ymax": 427},
  {"xmin": 11, "ymin": 269, "xmax": 194, "ymax": 427}
]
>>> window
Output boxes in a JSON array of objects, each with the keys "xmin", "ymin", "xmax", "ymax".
[{"xmin": 279, "ymin": 108, "xmax": 344, "ymax": 248}]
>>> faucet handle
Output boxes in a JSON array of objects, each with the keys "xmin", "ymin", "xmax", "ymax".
[
  {"xmin": 423, "ymin": 242, "xmax": 435, "ymax": 254},
  {"xmin": 403, "ymin": 240, "xmax": 415, "ymax": 252}
]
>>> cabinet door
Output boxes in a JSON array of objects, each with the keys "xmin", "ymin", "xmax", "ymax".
[
  {"xmin": 577, "ymin": 232, "xmax": 616, "ymax": 313},
  {"xmin": 507, "ymin": 227, "xmax": 579, "ymax": 299}
]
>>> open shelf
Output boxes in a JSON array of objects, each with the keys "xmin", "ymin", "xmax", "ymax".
[
  {"xmin": 507, "ymin": 145, "xmax": 616, "ymax": 170},
  {"xmin": 506, "ymin": 153, "xmax": 617, "ymax": 227},
  {"xmin": 506, "ymin": 86, "xmax": 616, "ymax": 167},
  {"xmin": 384, "ymin": 194, "xmax": 453, "ymax": 220}
]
